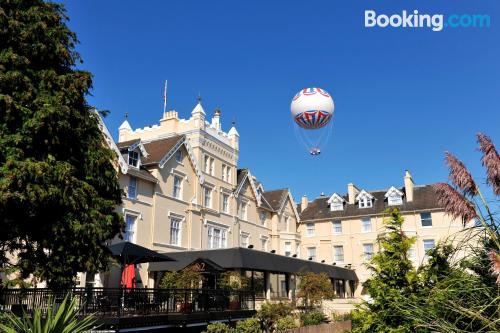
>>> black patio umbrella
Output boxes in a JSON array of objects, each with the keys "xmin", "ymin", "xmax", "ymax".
[{"xmin": 107, "ymin": 241, "xmax": 175, "ymax": 265}]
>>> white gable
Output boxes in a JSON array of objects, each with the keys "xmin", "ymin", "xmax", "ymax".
[
  {"xmin": 355, "ymin": 190, "xmax": 374, "ymax": 201},
  {"xmin": 385, "ymin": 186, "xmax": 404, "ymax": 205},
  {"xmin": 327, "ymin": 193, "xmax": 345, "ymax": 211}
]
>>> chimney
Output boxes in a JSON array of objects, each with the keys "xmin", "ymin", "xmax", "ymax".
[
  {"xmin": 301, "ymin": 195, "xmax": 308, "ymax": 210},
  {"xmin": 404, "ymin": 170, "xmax": 414, "ymax": 202},
  {"xmin": 211, "ymin": 108, "xmax": 221, "ymax": 130},
  {"xmin": 347, "ymin": 183, "xmax": 359, "ymax": 204}
]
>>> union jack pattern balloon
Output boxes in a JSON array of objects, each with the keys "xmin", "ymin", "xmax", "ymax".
[{"xmin": 291, "ymin": 88, "xmax": 334, "ymax": 129}]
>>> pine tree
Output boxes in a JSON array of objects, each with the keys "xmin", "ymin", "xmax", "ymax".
[
  {"xmin": 352, "ymin": 208, "xmax": 418, "ymax": 333},
  {"xmin": 0, "ymin": 0, "xmax": 123, "ymax": 289}
]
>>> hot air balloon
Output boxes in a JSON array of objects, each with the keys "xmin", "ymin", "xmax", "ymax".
[{"xmin": 291, "ymin": 87, "xmax": 335, "ymax": 155}]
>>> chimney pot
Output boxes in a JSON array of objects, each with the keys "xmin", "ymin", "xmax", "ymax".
[
  {"xmin": 301, "ymin": 195, "xmax": 308, "ymax": 210},
  {"xmin": 404, "ymin": 170, "xmax": 414, "ymax": 202}
]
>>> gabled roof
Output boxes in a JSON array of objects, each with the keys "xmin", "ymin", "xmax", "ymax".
[
  {"xmin": 141, "ymin": 136, "xmax": 185, "ymax": 165},
  {"xmin": 355, "ymin": 189, "xmax": 374, "ymax": 201},
  {"xmin": 235, "ymin": 168, "xmax": 261, "ymax": 205},
  {"xmin": 300, "ymin": 185, "xmax": 443, "ymax": 221},
  {"xmin": 385, "ymin": 186, "xmax": 404, "ymax": 198},
  {"xmin": 327, "ymin": 193, "xmax": 345, "ymax": 204},
  {"xmin": 261, "ymin": 189, "xmax": 288, "ymax": 211}
]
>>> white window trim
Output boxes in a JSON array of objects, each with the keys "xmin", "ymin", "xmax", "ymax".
[
  {"xmin": 124, "ymin": 212, "xmax": 139, "ymax": 243},
  {"xmin": 306, "ymin": 223, "xmax": 315, "ymax": 237},
  {"xmin": 240, "ymin": 231, "xmax": 250, "ymax": 248},
  {"xmin": 333, "ymin": 245, "xmax": 345, "ymax": 263},
  {"xmin": 239, "ymin": 199, "xmax": 249, "ymax": 221},
  {"xmin": 128, "ymin": 176, "xmax": 138, "ymax": 199},
  {"xmin": 361, "ymin": 218, "xmax": 372, "ymax": 233},
  {"xmin": 172, "ymin": 174, "xmax": 183, "ymax": 200},
  {"xmin": 175, "ymin": 149, "xmax": 183, "ymax": 164},
  {"xmin": 168, "ymin": 212, "xmax": 185, "ymax": 246},
  {"xmin": 260, "ymin": 235, "xmax": 269, "ymax": 251},
  {"xmin": 128, "ymin": 150, "xmax": 140, "ymax": 168},
  {"xmin": 203, "ymin": 184, "xmax": 214, "ymax": 208},
  {"xmin": 207, "ymin": 222, "xmax": 229, "ymax": 249},
  {"xmin": 332, "ymin": 220, "xmax": 342, "ymax": 234},
  {"xmin": 420, "ymin": 212, "xmax": 433, "ymax": 228}
]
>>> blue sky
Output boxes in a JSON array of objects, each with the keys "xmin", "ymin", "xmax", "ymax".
[{"xmin": 64, "ymin": 0, "xmax": 499, "ymax": 200}]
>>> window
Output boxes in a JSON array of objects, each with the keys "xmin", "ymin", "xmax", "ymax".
[
  {"xmin": 306, "ymin": 223, "xmax": 315, "ymax": 237},
  {"xmin": 284, "ymin": 216, "xmax": 290, "ymax": 232},
  {"xmin": 239, "ymin": 201, "xmax": 248, "ymax": 220},
  {"xmin": 203, "ymin": 186, "xmax": 212, "ymax": 208},
  {"xmin": 240, "ymin": 233, "xmax": 249, "ymax": 248},
  {"xmin": 128, "ymin": 176, "xmax": 137, "ymax": 199},
  {"xmin": 128, "ymin": 150, "xmax": 139, "ymax": 167},
  {"xmin": 420, "ymin": 212, "xmax": 433, "ymax": 227},
  {"xmin": 361, "ymin": 218, "xmax": 372, "ymax": 232},
  {"xmin": 408, "ymin": 245, "xmax": 416, "ymax": 261},
  {"xmin": 204, "ymin": 155, "xmax": 214, "ymax": 175},
  {"xmin": 423, "ymin": 239, "xmax": 435, "ymax": 254},
  {"xmin": 222, "ymin": 193, "xmax": 230, "ymax": 213},
  {"xmin": 175, "ymin": 149, "xmax": 183, "ymax": 163},
  {"xmin": 222, "ymin": 164, "xmax": 231, "ymax": 182},
  {"xmin": 170, "ymin": 217, "xmax": 182, "ymax": 246},
  {"xmin": 332, "ymin": 220, "xmax": 342, "ymax": 234},
  {"xmin": 359, "ymin": 197, "xmax": 373, "ymax": 208},
  {"xmin": 284, "ymin": 242, "xmax": 292, "ymax": 257},
  {"xmin": 363, "ymin": 243, "xmax": 374, "ymax": 261},
  {"xmin": 331, "ymin": 201, "xmax": 343, "ymax": 211},
  {"xmin": 307, "ymin": 247, "xmax": 316, "ymax": 261},
  {"xmin": 172, "ymin": 175, "xmax": 182, "ymax": 199},
  {"xmin": 260, "ymin": 211, "xmax": 266, "ymax": 225},
  {"xmin": 208, "ymin": 225, "xmax": 227, "ymax": 249},
  {"xmin": 388, "ymin": 194, "xmax": 403, "ymax": 206},
  {"xmin": 124, "ymin": 214, "xmax": 137, "ymax": 243},
  {"xmin": 261, "ymin": 237, "xmax": 268, "ymax": 251},
  {"xmin": 334, "ymin": 245, "xmax": 344, "ymax": 262}
]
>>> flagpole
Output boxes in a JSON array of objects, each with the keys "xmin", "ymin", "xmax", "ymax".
[{"xmin": 163, "ymin": 80, "xmax": 168, "ymax": 117}]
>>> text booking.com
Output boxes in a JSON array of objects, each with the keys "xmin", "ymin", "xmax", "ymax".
[{"xmin": 365, "ymin": 10, "xmax": 491, "ymax": 32}]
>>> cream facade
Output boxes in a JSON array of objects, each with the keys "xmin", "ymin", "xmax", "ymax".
[
  {"xmin": 297, "ymin": 171, "xmax": 472, "ymax": 296},
  {"xmin": 99, "ymin": 100, "xmax": 301, "ymax": 288}
]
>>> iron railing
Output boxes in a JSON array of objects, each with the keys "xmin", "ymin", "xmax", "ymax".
[{"xmin": 0, "ymin": 288, "xmax": 256, "ymax": 317}]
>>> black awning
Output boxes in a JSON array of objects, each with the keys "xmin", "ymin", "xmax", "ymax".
[{"xmin": 149, "ymin": 247, "xmax": 357, "ymax": 281}]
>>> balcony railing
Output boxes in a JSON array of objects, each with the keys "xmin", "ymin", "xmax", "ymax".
[{"xmin": 0, "ymin": 288, "xmax": 256, "ymax": 317}]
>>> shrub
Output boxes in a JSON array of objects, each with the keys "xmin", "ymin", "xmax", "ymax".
[
  {"xmin": 300, "ymin": 310, "xmax": 326, "ymax": 326},
  {"xmin": 256, "ymin": 301, "xmax": 294, "ymax": 332},
  {"xmin": 205, "ymin": 322, "xmax": 233, "ymax": 333},
  {"xmin": 0, "ymin": 295, "xmax": 97, "ymax": 333},
  {"xmin": 235, "ymin": 317, "xmax": 262, "ymax": 333},
  {"xmin": 275, "ymin": 316, "xmax": 297, "ymax": 331},
  {"xmin": 297, "ymin": 272, "xmax": 334, "ymax": 307}
]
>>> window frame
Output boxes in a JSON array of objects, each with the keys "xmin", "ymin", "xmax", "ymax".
[
  {"xmin": 207, "ymin": 225, "xmax": 228, "ymax": 249},
  {"xmin": 124, "ymin": 214, "xmax": 138, "ymax": 243},
  {"xmin": 172, "ymin": 175, "xmax": 182, "ymax": 199},
  {"xmin": 333, "ymin": 245, "xmax": 344, "ymax": 262},
  {"xmin": 128, "ymin": 150, "xmax": 139, "ymax": 167},
  {"xmin": 175, "ymin": 149, "xmax": 183, "ymax": 163},
  {"xmin": 363, "ymin": 243, "xmax": 374, "ymax": 261},
  {"xmin": 306, "ymin": 223, "xmax": 315, "ymax": 237},
  {"xmin": 203, "ymin": 186, "xmax": 213, "ymax": 208},
  {"xmin": 128, "ymin": 176, "xmax": 137, "ymax": 199},
  {"xmin": 221, "ymin": 193, "xmax": 230, "ymax": 214},
  {"xmin": 420, "ymin": 212, "xmax": 433, "ymax": 227},
  {"xmin": 284, "ymin": 241, "xmax": 292, "ymax": 257},
  {"xmin": 307, "ymin": 247, "xmax": 316, "ymax": 261},
  {"xmin": 169, "ymin": 216, "xmax": 182, "ymax": 246},
  {"xmin": 332, "ymin": 220, "xmax": 342, "ymax": 234},
  {"xmin": 361, "ymin": 218, "xmax": 372, "ymax": 233}
]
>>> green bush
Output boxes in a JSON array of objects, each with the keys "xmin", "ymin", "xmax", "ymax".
[
  {"xmin": 205, "ymin": 322, "xmax": 233, "ymax": 333},
  {"xmin": 275, "ymin": 316, "xmax": 297, "ymax": 331},
  {"xmin": 235, "ymin": 317, "xmax": 262, "ymax": 333},
  {"xmin": 256, "ymin": 301, "xmax": 294, "ymax": 332},
  {"xmin": 300, "ymin": 310, "xmax": 326, "ymax": 326}
]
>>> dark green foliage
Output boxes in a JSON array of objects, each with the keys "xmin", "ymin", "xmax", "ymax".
[
  {"xmin": 300, "ymin": 310, "xmax": 325, "ymax": 326},
  {"xmin": 352, "ymin": 208, "xmax": 418, "ymax": 333},
  {"xmin": 0, "ymin": 0, "xmax": 123, "ymax": 289}
]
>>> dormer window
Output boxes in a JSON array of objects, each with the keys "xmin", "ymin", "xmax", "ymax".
[
  {"xmin": 327, "ymin": 193, "xmax": 345, "ymax": 212},
  {"xmin": 359, "ymin": 197, "xmax": 372, "ymax": 208},
  {"xmin": 128, "ymin": 150, "xmax": 139, "ymax": 167},
  {"xmin": 356, "ymin": 190, "xmax": 374, "ymax": 209},
  {"xmin": 385, "ymin": 186, "xmax": 404, "ymax": 206}
]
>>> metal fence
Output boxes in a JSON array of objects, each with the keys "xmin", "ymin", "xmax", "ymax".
[{"xmin": 0, "ymin": 287, "xmax": 256, "ymax": 317}]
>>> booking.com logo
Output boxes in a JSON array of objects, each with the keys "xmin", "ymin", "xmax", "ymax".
[{"xmin": 365, "ymin": 10, "xmax": 491, "ymax": 32}]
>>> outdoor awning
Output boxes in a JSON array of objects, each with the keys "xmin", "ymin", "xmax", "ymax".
[{"xmin": 148, "ymin": 247, "xmax": 357, "ymax": 281}]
